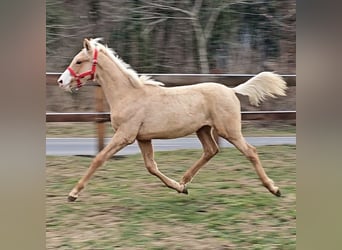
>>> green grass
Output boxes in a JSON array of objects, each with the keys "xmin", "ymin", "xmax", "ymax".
[{"xmin": 46, "ymin": 145, "xmax": 296, "ymax": 249}]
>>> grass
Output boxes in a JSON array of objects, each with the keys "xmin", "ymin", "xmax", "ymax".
[{"xmin": 46, "ymin": 145, "xmax": 296, "ymax": 249}]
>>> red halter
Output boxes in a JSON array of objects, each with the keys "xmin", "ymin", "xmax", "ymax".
[{"xmin": 67, "ymin": 48, "xmax": 98, "ymax": 89}]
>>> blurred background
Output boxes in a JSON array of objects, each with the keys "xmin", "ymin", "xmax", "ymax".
[
  {"xmin": 46, "ymin": 0, "xmax": 296, "ymax": 114},
  {"xmin": 46, "ymin": 0, "xmax": 295, "ymax": 74}
]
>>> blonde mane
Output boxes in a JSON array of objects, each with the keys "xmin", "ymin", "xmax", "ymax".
[{"xmin": 89, "ymin": 38, "xmax": 164, "ymax": 88}]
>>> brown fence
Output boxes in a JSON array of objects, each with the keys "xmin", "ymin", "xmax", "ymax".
[{"xmin": 46, "ymin": 73, "xmax": 296, "ymax": 151}]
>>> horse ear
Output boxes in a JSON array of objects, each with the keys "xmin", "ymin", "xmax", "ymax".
[{"xmin": 83, "ymin": 38, "xmax": 91, "ymax": 52}]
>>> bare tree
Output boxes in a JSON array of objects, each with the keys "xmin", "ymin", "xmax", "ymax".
[
  {"xmin": 46, "ymin": 0, "xmax": 296, "ymax": 73},
  {"xmin": 137, "ymin": 0, "xmax": 243, "ymax": 73}
]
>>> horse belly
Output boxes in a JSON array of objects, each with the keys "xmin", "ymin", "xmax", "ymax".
[{"xmin": 137, "ymin": 106, "xmax": 210, "ymax": 140}]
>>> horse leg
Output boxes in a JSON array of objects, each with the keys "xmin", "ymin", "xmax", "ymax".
[
  {"xmin": 224, "ymin": 133, "xmax": 281, "ymax": 197},
  {"xmin": 68, "ymin": 128, "xmax": 136, "ymax": 201},
  {"xmin": 180, "ymin": 126, "xmax": 219, "ymax": 189},
  {"xmin": 137, "ymin": 140, "xmax": 187, "ymax": 193}
]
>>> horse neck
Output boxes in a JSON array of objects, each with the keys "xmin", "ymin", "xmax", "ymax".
[{"xmin": 95, "ymin": 51, "xmax": 140, "ymax": 110}]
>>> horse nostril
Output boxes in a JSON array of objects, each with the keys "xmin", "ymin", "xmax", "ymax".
[{"xmin": 58, "ymin": 79, "xmax": 63, "ymax": 86}]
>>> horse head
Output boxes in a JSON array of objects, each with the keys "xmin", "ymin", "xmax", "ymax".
[{"xmin": 58, "ymin": 38, "xmax": 98, "ymax": 92}]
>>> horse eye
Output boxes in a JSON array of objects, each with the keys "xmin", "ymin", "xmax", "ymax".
[{"xmin": 76, "ymin": 60, "xmax": 82, "ymax": 65}]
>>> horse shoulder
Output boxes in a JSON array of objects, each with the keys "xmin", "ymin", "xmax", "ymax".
[{"xmin": 110, "ymin": 91, "xmax": 147, "ymax": 129}]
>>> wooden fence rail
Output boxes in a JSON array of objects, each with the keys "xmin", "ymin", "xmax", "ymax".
[{"xmin": 46, "ymin": 73, "xmax": 296, "ymax": 151}]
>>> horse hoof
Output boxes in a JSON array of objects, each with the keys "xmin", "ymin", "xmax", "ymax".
[
  {"xmin": 275, "ymin": 189, "xmax": 281, "ymax": 197},
  {"xmin": 68, "ymin": 195, "xmax": 77, "ymax": 202},
  {"xmin": 182, "ymin": 185, "xmax": 189, "ymax": 195},
  {"xmin": 177, "ymin": 185, "xmax": 189, "ymax": 195},
  {"xmin": 271, "ymin": 188, "xmax": 281, "ymax": 197}
]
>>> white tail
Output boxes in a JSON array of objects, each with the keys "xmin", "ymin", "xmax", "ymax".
[{"xmin": 233, "ymin": 72, "xmax": 287, "ymax": 106}]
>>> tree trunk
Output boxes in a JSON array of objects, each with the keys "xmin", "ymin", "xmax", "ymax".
[{"xmin": 192, "ymin": 18, "xmax": 210, "ymax": 73}]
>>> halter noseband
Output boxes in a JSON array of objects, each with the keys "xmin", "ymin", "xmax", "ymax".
[{"xmin": 67, "ymin": 48, "xmax": 98, "ymax": 89}]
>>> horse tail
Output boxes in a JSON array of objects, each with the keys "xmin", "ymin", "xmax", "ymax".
[{"xmin": 233, "ymin": 72, "xmax": 287, "ymax": 106}]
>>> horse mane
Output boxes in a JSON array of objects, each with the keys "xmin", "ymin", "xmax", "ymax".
[{"xmin": 88, "ymin": 38, "xmax": 164, "ymax": 88}]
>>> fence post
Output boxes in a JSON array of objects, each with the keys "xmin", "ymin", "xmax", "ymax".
[{"xmin": 95, "ymin": 86, "xmax": 105, "ymax": 152}]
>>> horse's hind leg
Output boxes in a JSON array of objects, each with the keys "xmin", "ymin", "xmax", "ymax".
[
  {"xmin": 138, "ymin": 140, "xmax": 187, "ymax": 193},
  {"xmin": 225, "ymin": 134, "xmax": 281, "ymax": 197},
  {"xmin": 215, "ymin": 116, "xmax": 280, "ymax": 196},
  {"xmin": 180, "ymin": 126, "xmax": 219, "ymax": 188}
]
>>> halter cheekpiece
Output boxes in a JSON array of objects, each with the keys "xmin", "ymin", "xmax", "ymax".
[{"xmin": 67, "ymin": 48, "xmax": 98, "ymax": 89}]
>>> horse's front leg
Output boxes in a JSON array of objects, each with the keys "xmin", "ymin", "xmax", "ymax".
[
  {"xmin": 180, "ymin": 126, "xmax": 219, "ymax": 189},
  {"xmin": 68, "ymin": 129, "xmax": 136, "ymax": 201},
  {"xmin": 137, "ymin": 140, "xmax": 187, "ymax": 194}
]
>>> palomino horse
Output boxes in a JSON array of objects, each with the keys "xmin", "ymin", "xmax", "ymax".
[{"xmin": 58, "ymin": 38, "xmax": 287, "ymax": 202}]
